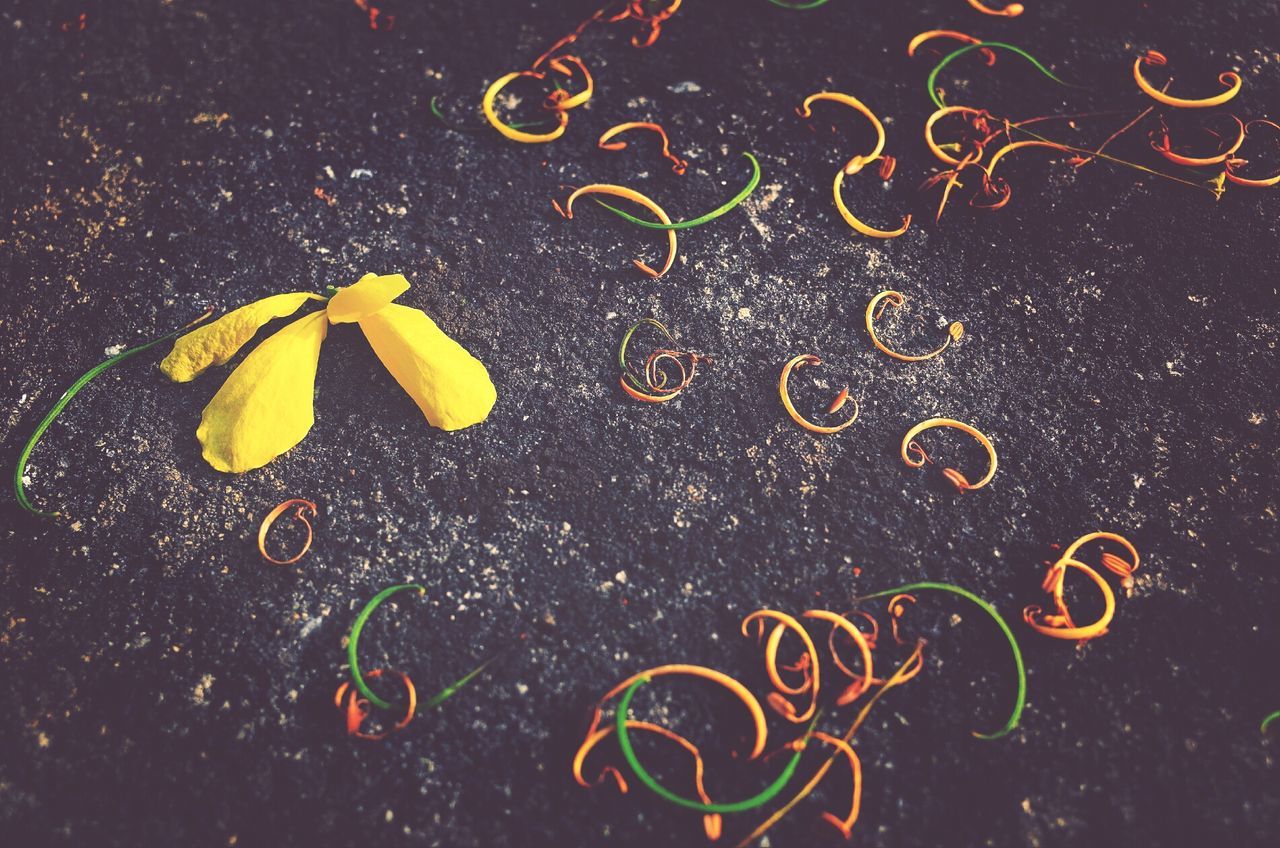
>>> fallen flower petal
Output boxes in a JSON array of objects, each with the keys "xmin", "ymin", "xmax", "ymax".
[{"xmin": 161, "ymin": 292, "xmax": 321, "ymax": 382}]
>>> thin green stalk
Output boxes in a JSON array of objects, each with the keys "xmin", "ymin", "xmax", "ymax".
[
  {"xmin": 348, "ymin": 584, "xmax": 426, "ymax": 710},
  {"xmin": 431, "ymin": 95, "xmax": 554, "ymax": 133},
  {"xmin": 859, "ymin": 581, "xmax": 1026, "ymax": 740},
  {"xmin": 928, "ymin": 42, "xmax": 1076, "ymax": 110},
  {"xmin": 616, "ymin": 675, "xmax": 816, "ymax": 813},
  {"xmin": 425, "ymin": 650, "xmax": 506, "ymax": 709},
  {"xmin": 618, "ymin": 318, "xmax": 674, "ymax": 391},
  {"xmin": 765, "ymin": 0, "xmax": 832, "ymax": 8},
  {"xmin": 14, "ymin": 309, "xmax": 212, "ymax": 518},
  {"xmin": 593, "ymin": 152, "xmax": 761, "ymax": 230},
  {"xmin": 1262, "ymin": 710, "xmax": 1280, "ymax": 734}
]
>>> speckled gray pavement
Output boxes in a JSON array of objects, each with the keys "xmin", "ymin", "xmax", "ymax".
[{"xmin": 2, "ymin": 1, "xmax": 1278, "ymax": 845}]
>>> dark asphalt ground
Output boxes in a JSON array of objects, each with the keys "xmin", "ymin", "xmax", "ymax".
[{"xmin": 1, "ymin": 0, "xmax": 1278, "ymax": 845}]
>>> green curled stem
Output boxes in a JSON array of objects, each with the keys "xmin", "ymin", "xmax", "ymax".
[
  {"xmin": 431, "ymin": 95, "xmax": 553, "ymax": 133},
  {"xmin": 14, "ymin": 309, "xmax": 213, "ymax": 518},
  {"xmin": 615, "ymin": 675, "xmax": 815, "ymax": 813},
  {"xmin": 618, "ymin": 318, "xmax": 675, "ymax": 391},
  {"xmin": 593, "ymin": 152, "xmax": 761, "ymax": 230},
  {"xmin": 928, "ymin": 42, "xmax": 1076, "ymax": 110},
  {"xmin": 858, "ymin": 581, "xmax": 1026, "ymax": 740},
  {"xmin": 1262, "ymin": 710, "xmax": 1280, "ymax": 734},
  {"xmin": 348, "ymin": 583, "xmax": 426, "ymax": 710}
]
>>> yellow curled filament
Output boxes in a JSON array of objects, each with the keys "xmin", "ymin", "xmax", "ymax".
[
  {"xmin": 742, "ymin": 610, "xmax": 820, "ymax": 723},
  {"xmin": 798, "ymin": 92, "xmax": 886, "ymax": 175},
  {"xmin": 1133, "ymin": 50, "xmax": 1242, "ymax": 109},
  {"xmin": 900, "ymin": 417, "xmax": 997, "ymax": 491},
  {"xmin": 554, "ymin": 183, "xmax": 677, "ymax": 277},
  {"xmin": 833, "ymin": 165, "xmax": 912, "ymax": 239},
  {"xmin": 778, "ymin": 354, "xmax": 859, "ymax": 434},
  {"xmin": 1024, "ymin": 532, "xmax": 1138, "ymax": 641},
  {"xmin": 483, "ymin": 55, "xmax": 593, "ymax": 143},
  {"xmin": 866, "ymin": 290, "xmax": 964, "ymax": 362}
]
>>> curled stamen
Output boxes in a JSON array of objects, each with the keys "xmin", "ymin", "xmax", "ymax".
[
  {"xmin": 1061, "ymin": 531, "xmax": 1140, "ymax": 590},
  {"xmin": 554, "ymin": 184, "xmax": 677, "ymax": 277},
  {"xmin": 334, "ymin": 668, "xmax": 416, "ymax": 740},
  {"xmin": 742, "ymin": 610, "xmax": 821, "ymax": 722},
  {"xmin": 900, "ymin": 417, "xmax": 997, "ymax": 491},
  {"xmin": 908, "ymin": 30, "xmax": 996, "ymax": 66},
  {"xmin": 1226, "ymin": 120, "xmax": 1280, "ymax": 187},
  {"xmin": 543, "ymin": 55, "xmax": 594, "ymax": 111},
  {"xmin": 966, "ymin": 0, "xmax": 1024, "ymax": 16},
  {"xmin": 779, "ymin": 354, "xmax": 859, "ymax": 434},
  {"xmin": 483, "ymin": 70, "xmax": 569, "ymax": 143},
  {"xmin": 1151, "ymin": 115, "xmax": 1245, "ymax": 167},
  {"xmin": 866, "ymin": 290, "xmax": 963, "ymax": 362},
  {"xmin": 257, "ymin": 498, "xmax": 317, "ymax": 565},
  {"xmin": 618, "ymin": 318, "xmax": 706, "ymax": 402},
  {"xmin": 888, "ymin": 593, "xmax": 918, "ymax": 645},
  {"xmin": 1134, "ymin": 50, "xmax": 1241, "ymax": 109},
  {"xmin": 804, "ymin": 610, "xmax": 874, "ymax": 705},
  {"xmin": 1024, "ymin": 557, "xmax": 1115, "ymax": 641},
  {"xmin": 925, "ymin": 106, "xmax": 990, "ymax": 166},
  {"xmin": 833, "ymin": 165, "xmax": 912, "ymax": 238},
  {"xmin": 599, "ymin": 121, "xmax": 688, "ymax": 174},
  {"xmin": 798, "ymin": 92, "xmax": 886, "ymax": 175}
]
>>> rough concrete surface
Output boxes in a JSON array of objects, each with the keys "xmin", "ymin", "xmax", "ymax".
[{"xmin": 1, "ymin": 0, "xmax": 1278, "ymax": 846}]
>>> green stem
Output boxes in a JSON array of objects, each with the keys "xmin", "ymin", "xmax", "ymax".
[
  {"xmin": 765, "ymin": 0, "xmax": 832, "ymax": 8},
  {"xmin": 14, "ymin": 310, "xmax": 212, "ymax": 518},
  {"xmin": 859, "ymin": 581, "xmax": 1026, "ymax": 740},
  {"xmin": 348, "ymin": 584, "xmax": 426, "ymax": 710},
  {"xmin": 1262, "ymin": 710, "xmax": 1280, "ymax": 734},
  {"xmin": 593, "ymin": 152, "xmax": 761, "ymax": 230},
  {"xmin": 618, "ymin": 318, "xmax": 674, "ymax": 391},
  {"xmin": 616, "ymin": 675, "xmax": 815, "ymax": 813},
  {"xmin": 425, "ymin": 650, "xmax": 505, "ymax": 709},
  {"xmin": 928, "ymin": 42, "xmax": 1077, "ymax": 110}
]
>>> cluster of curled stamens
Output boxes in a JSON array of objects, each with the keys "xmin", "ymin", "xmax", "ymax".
[
  {"xmin": 572, "ymin": 598, "xmax": 928, "ymax": 843},
  {"xmin": 618, "ymin": 318, "xmax": 709, "ymax": 403},
  {"xmin": 574, "ymin": 582, "xmax": 1027, "ymax": 844},
  {"xmin": 1024, "ymin": 532, "xmax": 1140, "ymax": 642}
]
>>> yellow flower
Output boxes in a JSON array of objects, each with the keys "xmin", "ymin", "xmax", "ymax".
[{"xmin": 165, "ymin": 273, "xmax": 496, "ymax": 473}]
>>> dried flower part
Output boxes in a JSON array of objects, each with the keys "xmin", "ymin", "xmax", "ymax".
[
  {"xmin": 1133, "ymin": 50, "xmax": 1242, "ymax": 109},
  {"xmin": 908, "ymin": 30, "xmax": 994, "ymax": 65},
  {"xmin": 866, "ymin": 290, "xmax": 963, "ymax": 362},
  {"xmin": 160, "ymin": 292, "xmax": 321, "ymax": 382},
  {"xmin": 966, "ymin": 0, "xmax": 1024, "ymax": 16},
  {"xmin": 257, "ymin": 498, "xmax": 317, "ymax": 565},
  {"xmin": 900, "ymin": 417, "xmax": 997, "ymax": 492},
  {"xmin": 618, "ymin": 319, "xmax": 706, "ymax": 403},
  {"xmin": 1226, "ymin": 120, "xmax": 1280, "ymax": 187},
  {"xmin": 778, "ymin": 354, "xmax": 859, "ymax": 434},
  {"xmin": 554, "ymin": 183, "xmax": 678, "ymax": 277},
  {"xmin": 334, "ymin": 668, "xmax": 417, "ymax": 740},
  {"xmin": 599, "ymin": 121, "xmax": 688, "ymax": 174},
  {"xmin": 1024, "ymin": 557, "xmax": 1116, "ymax": 641},
  {"xmin": 798, "ymin": 92, "xmax": 886, "ymax": 175},
  {"xmin": 742, "ymin": 610, "xmax": 821, "ymax": 723},
  {"xmin": 834, "ymin": 166, "xmax": 913, "ymax": 237},
  {"xmin": 483, "ymin": 56, "xmax": 593, "ymax": 143}
]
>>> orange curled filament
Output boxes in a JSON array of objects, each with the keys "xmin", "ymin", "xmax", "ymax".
[
  {"xmin": 798, "ymin": 92, "xmax": 886, "ymax": 175},
  {"xmin": 833, "ymin": 165, "xmax": 912, "ymax": 238},
  {"xmin": 1151, "ymin": 115, "xmax": 1245, "ymax": 167},
  {"xmin": 600, "ymin": 122, "xmax": 688, "ymax": 174},
  {"xmin": 778, "ymin": 354, "xmax": 859, "ymax": 434},
  {"xmin": 483, "ymin": 55, "xmax": 592, "ymax": 143},
  {"xmin": 573, "ymin": 720, "xmax": 722, "ymax": 841},
  {"xmin": 1060, "ymin": 531, "xmax": 1141, "ymax": 591},
  {"xmin": 1226, "ymin": 119, "xmax": 1280, "ymax": 187},
  {"xmin": 334, "ymin": 668, "xmax": 417, "ymax": 740},
  {"xmin": 553, "ymin": 184, "xmax": 677, "ymax": 277},
  {"xmin": 866, "ymin": 290, "xmax": 964, "ymax": 362},
  {"xmin": 907, "ymin": 30, "xmax": 995, "ymax": 66},
  {"xmin": 1024, "ymin": 558, "xmax": 1115, "ymax": 641},
  {"xmin": 742, "ymin": 610, "xmax": 821, "ymax": 723},
  {"xmin": 924, "ymin": 106, "xmax": 991, "ymax": 166},
  {"xmin": 804, "ymin": 610, "xmax": 874, "ymax": 705},
  {"xmin": 966, "ymin": 0, "xmax": 1024, "ymax": 16},
  {"xmin": 618, "ymin": 318, "xmax": 707, "ymax": 403},
  {"xmin": 807, "ymin": 732, "xmax": 863, "ymax": 838},
  {"xmin": 1134, "ymin": 50, "xmax": 1242, "ymax": 109},
  {"xmin": 257, "ymin": 498, "xmax": 317, "ymax": 565},
  {"xmin": 901, "ymin": 417, "xmax": 998, "ymax": 491}
]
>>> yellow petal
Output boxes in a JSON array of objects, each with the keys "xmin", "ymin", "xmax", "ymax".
[
  {"xmin": 358, "ymin": 304, "xmax": 496, "ymax": 431},
  {"xmin": 160, "ymin": 292, "xmax": 322, "ymax": 382},
  {"xmin": 196, "ymin": 312, "xmax": 328, "ymax": 473},
  {"xmin": 326, "ymin": 273, "xmax": 410, "ymax": 324}
]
